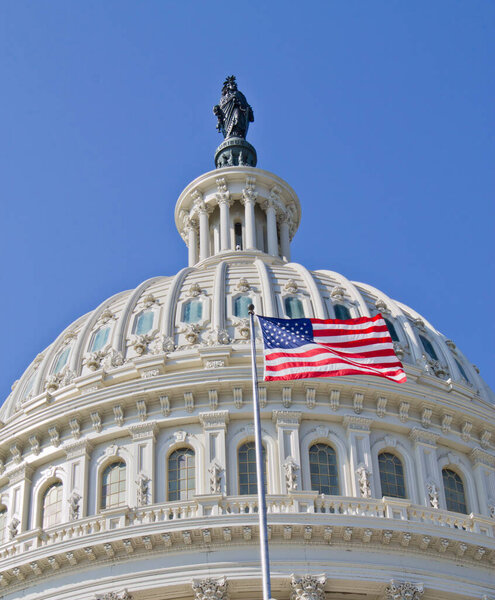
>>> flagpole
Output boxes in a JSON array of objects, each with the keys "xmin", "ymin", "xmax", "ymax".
[{"xmin": 248, "ymin": 304, "xmax": 272, "ymax": 600}]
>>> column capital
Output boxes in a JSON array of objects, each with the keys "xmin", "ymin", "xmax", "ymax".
[
  {"xmin": 241, "ymin": 177, "xmax": 258, "ymax": 205},
  {"xmin": 215, "ymin": 177, "xmax": 232, "ymax": 206},
  {"xmin": 290, "ymin": 574, "xmax": 326, "ymax": 600},
  {"xmin": 272, "ymin": 410, "xmax": 302, "ymax": 427},
  {"xmin": 127, "ymin": 422, "xmax": 158, "ymax": 441},
  {"xmin": 199, "ymin": 410, "xmax": 230, "ymax": 430},
  {"xmin": 409, "ymin": 428, "xmax": 439, "ymax": 446},
  {"xmin": 7, "ymin": 463, "xmax": 33, "ymax": 484},
  {"xmin": 64, "ymin": 439, "xmax": 93, "ymax": 460},
  {"xmin": 470, "ymin": 447, "xmax": 495, "ymax": 468},
  {"xmin": 385, "ymin": 581, "xmax": 424, "ymax": 600},
  {"xmin": 192, "ymin": 577, "xmax": 228, "ymax": 600},
  {"xmin": 343, "ymin": 415, "xmax": 372, "ymax": 432}
]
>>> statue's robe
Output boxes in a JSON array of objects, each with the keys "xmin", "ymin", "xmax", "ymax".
[{"xmin": 219, "ymin": 90, "xmax": 253, "ymax": 139}]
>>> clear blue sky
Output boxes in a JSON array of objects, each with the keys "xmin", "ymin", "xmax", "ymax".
[{"xmin": 1, "ymin": 1, "xmax": 494, "ymax": 403}]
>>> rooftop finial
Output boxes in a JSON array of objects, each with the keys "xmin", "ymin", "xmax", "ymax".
[{"xmin": 213, "ymin": 76, "xmax": 257, "ymax": 168}]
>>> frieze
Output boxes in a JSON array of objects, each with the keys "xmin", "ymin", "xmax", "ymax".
[
  {"xmin": 343, "ymin": 415, "xmax": 372, "ymax": 432},
  {"xmin": 64, "ymin": 439, "xmax": 93, "ymax": 460},
  {"xmin": 272, "ymin": 410, "xmax": 302, "ymax": 427},
  {"xmin": 199, "ymin": 410, "xmax": 230, "ymax": 430},
  {"xmin": 470, "ymin": 448, "xmax": 495, "ymax": 468},
  {"xmin": 127, "ymin": 422, "xmax": 157, "ymax": 440},
  {"xmin": 409, "ymin": 429, "xmax": 439, "ymax": 446}
]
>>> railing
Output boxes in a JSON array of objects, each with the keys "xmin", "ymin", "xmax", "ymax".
[{"xmin": 1, "ymin": 494, "xmax": 493, "ymax": 558}]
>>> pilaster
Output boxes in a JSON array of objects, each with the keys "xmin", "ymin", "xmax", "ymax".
[
  {"xmin": 409, "ymin": 429, "xmax": 441, "ymax": 508},
  {"xmin": 199, "ymin": 410, "xmax": 230, "ymax": 494},
  {"xmin": 6, "ymin": 463, "xmax": 33, "ymax": 534},
  {"xmin": 64, "ymin": 439, "xmax": 93, "ymax": 519},
  {"xmin": 273, "ymin": 410, "xmax": 302, "ymax": 493},
  {"xmin": 343, "ymin": 416, "xmax": 372, "ymax": 497},
  {"xmin": 127, "ymin": 422, "xmax": 157, "ymax": 506}
]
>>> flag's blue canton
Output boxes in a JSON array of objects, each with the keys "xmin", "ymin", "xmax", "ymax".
[{"xmin": 258, "ymin": 317, "xmax": 313, "ymax": 349}]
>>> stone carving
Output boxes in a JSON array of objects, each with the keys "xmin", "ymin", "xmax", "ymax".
[
  {"xmin": 8, "ymin": 517, "xmax": 20, "ymax": 539},
  {"xmin": 284, "ymin": 457, "xmax": 299, "ymax": 491},
  {"xmin": 487, "ymin": 500, "xmax": 495, "ymax": 519},
  {"xmin": 206, "ymin": 327, "xmax": 230, "ymax": 345},
  {"xmin": 375, "ymin": 298, "xmax": 390, "ymax": 314},
  {"xmin": 232, "ymin": 318, "xmax": 250, "ymax": 340},
  {"xmin": 426, "ymin": 481, "xmax": 439, "ymax": 509},
  {"xmin": 131, "ymin": 333, "xmax": 155, "ymax": 356},
  {"xmin": 136, "ymin": 473, "xmax": 150, "ymax": 506},
  {"xmin": 290, "ymin": 574, "xmax": 326, "ymax": 600},
  {"xmin": 213, "ymin": 75, "xmax": 253, "ymax": 140},
  {"xmin": 330, "ymin": 286, "xmax": 345, "ymax": 301},
  {"xmin": 192, "ymin": 576, "xmax": 229, "ymax": 600},
  {"xmin": 187, "ymin": 282, "xmax": 202, "ymax": 297},
  {"xmin": 209, "ymin": 460, "xmax": 223, "ymax": 494},
  {"xmin": 85, "ymin": 351, "xmax": 106, "ymax": 371},
  {"xmin": 141, "ymin": 293, "xmax": 158, "ymax": 308},
  {"xmin": 356, "ymin": 465, "xmax": 371, "ymax": 498},
  {"xmin": 68, "ymin": 491, "xmax": 81, "ymax": 520},
  {"xmin": 236, "ymin": 278, "xmax": 250, "ymax": 292},
  {"xmin": 98, "ymin": 308, "xmax": 116, "ymax": 324},
  {"xmin": 102, "ymin": 348, "xmax": 125, "ymax": 369},
  {"xmin": 385, "ymin": 581, "xmax": 424, "ymax": 600},
  {"xmin": 284, "ymin": 279, "xmax": 298, "ymax": 294},
  {"xmin": 393, "ymin": 342, "xmax": 405, "ymax": 361},
  {"xmin": 95, "ymin": 591, "xmax": 133, "ymax": 600},
  {"xmin": 44, "ymin": 366, "xmax": 75, "ymax": 393},
  {"xmin": 181, "ymin": 323, "xmax": 202, "ymax": 345}
]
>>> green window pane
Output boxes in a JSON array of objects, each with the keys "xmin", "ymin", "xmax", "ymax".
[
  {"xmin": 234, "ymin": 296, "xmax": 252, "ymax": 318},
  {"xmin": 168, "ymin": 448, "xmax": 195, "ymax": 501},
  {"xmin": 238, "ymin": 442, "xmax": 266, "ymax": 495},
  {"xmin": 334, "ymin": 304, "xmax": 351, "ymax": 320},
  {"xmin": 183, "ymin": 300, "xmax": 203, "ymax": 323},
  {"xmin": 285, "ymin": 297, "xmax": 304, "ymax": 318}
]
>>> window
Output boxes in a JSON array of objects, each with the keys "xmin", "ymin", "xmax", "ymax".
[
  {"xmin": 168, "ymin": 448, "xmax": 195, "ymax": 501},
  {"xmin": 42, "ymin": 481, "xmax": 63, "ymax": 528},
  {"xmin": 53, "ymin": 347, "xmax": 70, "ymax": 374},
  {"xmin": 455, "ymin": 359, "xmax": 469, "ymax": 383},
  {"xmin": 101, "ymin": 461, "xmax": 126, "ymax": 510},
  {"xmin": 419, "ymin": 334, "xmax": 438, "ymax": 361},
  {"xmin": 135, "ymin": 311, "xmax": 154, "ymax": 335},
  {"xmin": 238, "ymin": 441, "xmax": 266, "ymax": 495},
  {"xmin": 384, "ymin": 318, "xmax": 399, "ymax": 342},
  {"xmin": 442, "ymin": 468, "xmax": 467, "ymax": 514},
  {"xmin": 309, "ymin": 443, "xmax": 339, "ymax": 495},
  {"xmin": 234, "ymin": 222, "xmax": 243, "ymax": 250},
  {"xmin": 183, "ymin": 300, "xmax": 202, "ymax": 323},
  {"xmin": 234, "ymin": 296, "xmax": 252, "ymax": 318},
  {"xmin": 379, "ymin": 452, "xmax": 406, "ymax": 498},
  {"xmin": 22, "ymin": 374, "xmax": 35, "ymax": 400},
  {"xmin": 91, "ymin": 327, "xmax": 110, "ymax": 351},
  {"xmin": 0, "ymin": 507, "xmax": 6, "ymax": 543},
  {"xmin": 334, "ymin": 304, "xmax": 351, "ymax": 320},
  {"xmin": 284, "ymin": 297, "xmax": 304, "ymax": 318}
]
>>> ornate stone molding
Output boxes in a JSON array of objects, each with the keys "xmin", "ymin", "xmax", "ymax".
[
  {"xmin": 409, "ymin": 428, "xmax": 439, "ymax": 446},
  {"xmin": 192, "ymin": 576, "xmax": 229, "ymax": 600},
  {"xmin": 385, "ymin": 580, "xmax": 424, "ymax": 600},
  {"xmin": 470, "ymin": 448, "xmax": 495, "ymax": 468},
  {"xmin": 290, "ymin": 574, "xmax": 326, "ymax": 600},
  {"xmin": 64, "ymin": 439, "xmax": 93, "ymax": 460},
  {"xmin": 272, "ymin": 410, "xmax": 302, "ymax": 427},
  {"xmin": 127, "ymin": 422, "xmax": 157, "ymax": 441},
  {"xmin": 95, "ymin": 591, "xmax": 132, "ymax": 600},
  {"xmin": 199, "ymin": 410, "xmax": 230, "ymax": 430},
  {"xmin": 343, "ymin": 415, "xmax": 371, "ymax": 432}
]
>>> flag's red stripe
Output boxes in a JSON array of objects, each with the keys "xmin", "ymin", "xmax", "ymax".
[
  {"xmin": 310, "ymin": 315, "xmax": 383, "ymax": 325},
  {"xmin": 266, "ymin": 358, "xmax": 403, "ymax": 371},
  {"xmin": 314, "ymin": 337, "xmax": 391, "ymax": 349},
  {"xmin": 265, "ymin": 369, "xmax": 407, "ymax": 382},
  {"xmin": 313, "ymin": 324, "xmax": 389, "ymax": 337},
  {"xmin": 265, "ymin": 347, "xmax": 397, "ymax": 361}
]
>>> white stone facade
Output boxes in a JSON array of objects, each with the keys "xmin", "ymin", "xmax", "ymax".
[{"xmin": 0, "ymin": 165, "xmax": 494, "ymax": 599}]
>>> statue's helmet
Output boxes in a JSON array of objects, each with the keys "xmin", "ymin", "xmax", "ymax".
[{"xmin": 222, "ymin": 75, "xmax": 237, "ymax": 93}]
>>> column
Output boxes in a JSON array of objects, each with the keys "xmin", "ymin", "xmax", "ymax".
[
  {"xmin": 198, "ymin": 208, "xmax": 210, "ymax": 261},
  {"xmin": 199, "ymin": 410, "xmax": 229, "ymax": 495},
  {"xmin": 265, "ymin": 200, "xmax": 278, "ymax": 256},
  {"xmin": 128, "ymin": 422, "xmax": 157, "ymax": 506},
  {"xmin": 218, "ymin": 198, "xmax": 231, "ymax": 251},
  {"xmin": 242, "ymin": 177, "xmax": 257, "ymax": 249},
  {"xmin": 64, "ymin": 440, "xmax": 92, "ymax": 519},
  {"xmin": 273, "ymin": 410, "xmax": 302, "ymax": 493},
  {"xmin": 343, "ymin": 416, "xmax": 373, "ymax": 497},
  {"xmin": 187, "ymin": 225, "xmax": 198, "ymax": 266},
  {"xmin": 470, "ymin": 448, "xmax": 495, "ymax": 517},
  {"xmin": 409, "ymin": 429, "xmax": 441, "ymax": 507},
  {"xmin": 280, "ymin": 215, "xmax": 291, "ymax": 261},
  {"xmin": 7, "ymin": 464, "xmax": 33, "ymax": 535}
]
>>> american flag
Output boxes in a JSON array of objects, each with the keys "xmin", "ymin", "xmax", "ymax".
[{"xmin": 258, "ymin": 313, "xmax": 406, "ymax": 383}]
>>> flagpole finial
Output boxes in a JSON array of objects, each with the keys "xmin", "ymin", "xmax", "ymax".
[{"xmin": 248, "ymin": 304, "xmax": 255, "ymax": 315}]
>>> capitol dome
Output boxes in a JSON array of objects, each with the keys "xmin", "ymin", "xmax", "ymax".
[{"xmin": 0, "ymin": 81, "xmax": 494, "ymax": 600}]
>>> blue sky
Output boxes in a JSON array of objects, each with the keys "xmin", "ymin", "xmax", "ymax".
[{"xmin": 1, "ymin": 1, "xmax": 494, "ymax": 402}]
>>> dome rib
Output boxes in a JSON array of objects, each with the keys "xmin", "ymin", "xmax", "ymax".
[
  {"xmin": 316, "ymin": 269, "xmax": 371, "ymax": 317},
  {"xmin": 287, "ymin": 262, "xmax": 326, "ymax": 319},
  {"xmin": 213, "ymin": 261, "xmax": 227, "ymax": 332},
  {"xmin": 254, "ymin": 259, "xmax": 277, "ymax": 317},
  {"xmin": 162, "ymin": 267, "xmax": 194, "ymax": 338}
]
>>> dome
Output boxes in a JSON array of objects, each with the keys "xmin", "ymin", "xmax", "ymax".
[
  {"xmin": 2, "ymin": 166, "xmax": 492, "ymax": 424},
  {"xmin": 0, "ymin": 82, "xmax": 494, "ymax": 600}
]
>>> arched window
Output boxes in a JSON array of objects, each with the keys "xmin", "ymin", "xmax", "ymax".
[
  {"xmin": 168, "ymin": 448, "xmax": 195, "ymax": 501},
  {"xmin": 101, "ymin": 461, "xmax": 126, "ymax": 510},
  {"xmin": 455, "ymin": 359, "xmax": 469, "ymax": 383},
  {"xmin": 238, "ymin": 441, "xmax": 266, "ymax": 495},
  {"xmin": 384, "ymin": 318, "xmax": 399, "ymax": 342},
  {"xmin": 378, "ymin": 452, "xmax": 406, "ymax": 498},
  {"xmin": 234, "ymin": 296, "xmax": 252, "ymax": 318},
  {"xmin": 284, "ymin": 297, "xmax": 304, "ymax": 319},
  {"xmin": 419, "ymin": 334, "xmax": 438, "ymax": 361},
  {"xmin": 53, "ymin": 347, "xmax": 70, "ymax": 374},
  {"xmin": 183, "ymin": 300, "xmax": 202, "ymax": 323},
  {"xmin": 135, "ymin": 311, "xmax": 154, "ymax": 335},
  {"xmin": 0, "ymin": 507, "xmax": 6, "ymax": 542},
  {"xmin": 234, "ymin": 222, "xmax": 243, "ymax": 250},
  {"xmin": 309, "ymin": 443, "xmax": 339, "ymax": 495},
  {"xmin": 42, "ymin": 481, "xmax": 63, "ymax": 528},
  {"xmin": 334, "ymin": 304, "xmax": 351, "ymax": 320},
  {"xmin": 442, "ymin": 468, "xmax": 467, "ymax": 514},
  {"xmin": 91, "ymin": 326, "xmax": 110, "ymax": 351},
  {"xmin": 22, "ymin": 373, "xmax": 35, "ymax": 400}
]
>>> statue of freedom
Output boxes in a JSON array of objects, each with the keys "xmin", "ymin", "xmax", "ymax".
[{"xmin": 213, "ymin": 76, "xmax": 254, "ymax": 140}]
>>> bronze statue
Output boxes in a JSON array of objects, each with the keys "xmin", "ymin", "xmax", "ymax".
[{"xmin": 213, "ymin": 76, "xmax": 254, "ymax": 140}]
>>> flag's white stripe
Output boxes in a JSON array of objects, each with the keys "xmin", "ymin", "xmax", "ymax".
[
  {"xmin": 267, "ymin": 362, "xmax": 404, "ymax": 378},
  {"xmin": 265, "ymin": 352, "xmax": 401, "ymax": 367},
  {"xmin": 313, "ymin": 333, "xmax": 392, "ymax": 344},
  {"xmin": 268, "ymin": 341, "xmax": 395, "ymax": 355},
  {"xmin": 311, "ymin": 319, "xmax": 387, "ymax": 332}
]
